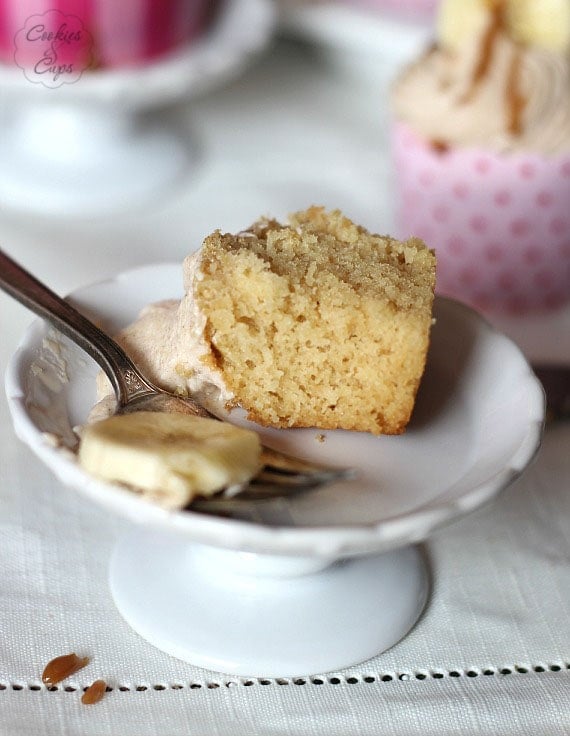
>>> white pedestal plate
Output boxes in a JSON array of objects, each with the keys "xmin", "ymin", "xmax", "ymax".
[
  {"xmin": 110, "ymin": 532, "xmax": 428, "ymax": 677},
  {"xmin": 0, "ymin": 0, "xmax": 275, "ymax": 216},
  {"xmin": 6, "ymin": 264, "xmax": 545, "ymax": 677}
]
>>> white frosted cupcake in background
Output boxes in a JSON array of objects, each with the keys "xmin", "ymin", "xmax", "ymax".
[{"xmin": 391, "ymin": 0, "xmax": 570, "ymax": 315}]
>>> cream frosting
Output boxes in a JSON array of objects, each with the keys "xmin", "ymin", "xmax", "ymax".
[
  {"xmin": 392, "ymin": 16, "xmax": 570, "ymax": 154},
  {"xmin": 94, "ymin": 253, "xmax": 233, "ymax": 418},
  {"xmin": 173, "ymin": 251, "xmax": 233, "ymax": 408}
]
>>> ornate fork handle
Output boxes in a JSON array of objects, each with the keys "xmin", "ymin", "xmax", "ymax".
[{"xmin": 0, "ymin": 249, "xmax": 156, "ymax": 406}]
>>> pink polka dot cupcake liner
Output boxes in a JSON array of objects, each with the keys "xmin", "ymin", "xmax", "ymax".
[{"xmin": 392, "ymin": 121, "xmax": 570, "ymax": 315}]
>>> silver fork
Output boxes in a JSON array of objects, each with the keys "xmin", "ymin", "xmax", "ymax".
[{"xmin": 0, "ymin": 249, "xmax": 352, "ymax": 504}]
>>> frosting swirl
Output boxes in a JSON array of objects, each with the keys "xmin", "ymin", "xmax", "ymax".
[{"xmin": 392, "ymin": 15, "xmax": 570, "ymax": 154}]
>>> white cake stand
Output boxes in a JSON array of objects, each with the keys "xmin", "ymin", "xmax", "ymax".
[
  {"xmin": 110, "ymin": 533, "xmax": 428, "ymax": 676},
  {"xmin": 0, "ymin": 0, "xmax": 275, "ymax": 217},
  {"xmin": 5, "ymin": 264, "xmax": 545, "ymax": 677}
]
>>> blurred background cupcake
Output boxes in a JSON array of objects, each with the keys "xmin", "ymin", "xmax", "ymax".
[
  {"xmin": 0, "ymin": 0, "xmax": 279, "ymax": 217},
  {"xmin": 391, "ymin": 0, "xmax": 570, "ymax": 315},
  {"xmin": 0, "ymin": 0, "xmax": 215, "ymax": 71}
]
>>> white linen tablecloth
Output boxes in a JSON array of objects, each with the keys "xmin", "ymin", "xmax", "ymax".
[{"xmin": 1, "ymin": 34, "xmax": 569, "ymax": 736}]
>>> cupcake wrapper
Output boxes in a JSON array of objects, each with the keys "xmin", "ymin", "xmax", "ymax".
[{"xmin": 392, "ymin": 122, "xmax": 570, "ymax": 315}]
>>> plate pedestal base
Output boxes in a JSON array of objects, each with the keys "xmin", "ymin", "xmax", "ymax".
[
  {"xmin": 0, "ymin": 102, "xmax": 193, "ymax": 216},
  {"xmin": 110, "ymin": 528, "xmax": 429, "ymax": 677}
]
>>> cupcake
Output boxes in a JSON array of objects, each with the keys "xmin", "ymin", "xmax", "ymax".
[{"xmin": 391, "ymin": 0, "xmax": 570, "ymax": 314}]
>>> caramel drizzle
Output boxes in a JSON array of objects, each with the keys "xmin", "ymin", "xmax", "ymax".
[
  {"xmin": 431, "ymin": 139, "xmax": 450, "ymax": 154},
  {"xmin": 462, "ymin": 0, "xmax": 508, "ymax": 102},
  {"xmin": 506, "ymin": 47, "xmax": 527, "ymax": 135},
  {"xmin": 461, "ymin": 0, "xmax": 526, "ymax": 137}
]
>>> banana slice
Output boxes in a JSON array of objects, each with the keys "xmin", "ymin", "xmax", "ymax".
[
  {"xmin": 438, "ymin": 0, "xmax": 570, "ymax": 53},
  {"xmin": 437, "ymin": 0, "xmax": 492, "ymax": 51},
  {"xmin": 78, "ymin": 412, "xmax": 262, "ymax": 509},
  {"xmin": 507, "ymin": 0, "xmax": 570, "ymax": 52}
]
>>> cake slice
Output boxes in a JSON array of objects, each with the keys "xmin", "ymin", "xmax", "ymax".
[{"xmin": 171, "ymin": 206, "xmax": 436, "ymax": 435}]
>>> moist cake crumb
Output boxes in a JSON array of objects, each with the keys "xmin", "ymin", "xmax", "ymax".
[{"xmin": 189, "ymin": 206, "xmax": 436, "ymax": 435}]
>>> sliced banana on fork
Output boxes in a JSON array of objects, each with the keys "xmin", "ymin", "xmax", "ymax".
[{"xmin": 78, "ymin": 412, "xmax": 262, "ymax": 510}]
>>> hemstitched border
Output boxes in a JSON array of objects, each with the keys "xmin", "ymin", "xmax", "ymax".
[{"xmin": 1, "ymin": 662, "xmax": 568, "ymax": 693}]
